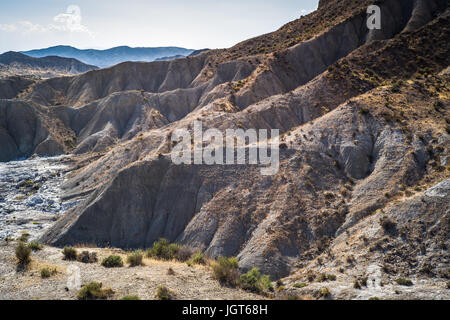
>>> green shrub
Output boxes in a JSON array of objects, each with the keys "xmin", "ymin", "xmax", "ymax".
[
  {"xmin": 168, "ymin": 243, "xmax": 181, "ymax": 259},
  {"xmin": 146, "ymin": 238, "xmax": 168, "ymax": 258},
  {"xmin": 155, "ymin": 286, "xmax": 173, "ymax": 300},
  {"xmin": 395, "ymin": 278, "xmax": 413, "ymax": 286},
  {"xmin": 15, "ymin": 242, "xmax": 31, "ymax": 266},
  {"xmin": 62, "ymin": 247, "xmax": 77, "ymax": 261},
  {"xmin": 211, "ymin": 256, "xmax": 240, "ymax": 287},
  {"xmin": 318, "ymin": 273, "xmax": 336, "ymax": 282},
  {"xmin": 126, "ymin": 250, "xmax": 144, "ymax": 267},
  {"xmin": 146, "ymin": 239, "xmax": 180, "ymax": 260},
  {"xmin": 276, "ymin": 286, "xmax": 285, "ymax": 292},
  {"xmin": 369, "ymin": 297, "xmax": 381, "ymax": 300},
  {"xmin": 190, "ymin": 252, "xmax": 206, "ymax": 265},
  {"xmin": 240, "ymin": 268, "xmax": 273, "ymax": 294},
  {"xmin": 28, "ymin": 241, "xmax": 43, "ymax": 251},
  {"xmin": 121, "ymin": 295, "xmax": 141, "ymax": 300},
  {"xmin": 76, "ymin": 251, "xmax": 98, "ymax": 263},
  {"xmin": 293, "ymin": 283, "xmax": 308, "ymax": 288},
  {"xmin": 101, "ymin": 255, "xmax": 123, "ymax": 268},
  {"xmin": 18, "ymin": 233, "xmax": 30, "ymax": 243},
  {"xmin": 77, "ymin": 282, "xmax": 114, "ymax": 300},
  {"xmin": 319, "ymin": 287, "xmax": 331, "ymax": 298},
  {"xmin": 40, "ymin": 267, "xmax": 57, "ymax": 278}
]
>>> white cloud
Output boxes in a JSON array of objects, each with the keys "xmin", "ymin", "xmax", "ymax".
[
  {"xmin": 0, "ymin": 24, "xmax": 17, "ymax": 32},
  {"xmin": 0, "ymin": 5, "xmax": 93, "ymax": 37},
  {"xmin": 51, "ymin": 5, "xmax": 91, "ymax": 34},
  {"xmin": 18, "ymin": 21, "xmax": 49, "ymax": 33}
]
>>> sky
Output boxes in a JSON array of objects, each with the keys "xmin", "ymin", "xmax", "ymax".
[{"xmin": 0, "ymin": 0, "xmax": 319, "ymax": 53}]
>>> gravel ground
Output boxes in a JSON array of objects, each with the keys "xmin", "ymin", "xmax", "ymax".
[{"xmin": 0, "ymin": 242, "xmax": 264, "ymax": 300}]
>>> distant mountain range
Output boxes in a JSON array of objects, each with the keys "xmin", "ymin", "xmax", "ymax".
[
  {"xmin": 20, "ymin": 45, "xmax": 197, "ymax": 68},
  {"xmin": 0, "ymin": 51, "xmax": 98, "ymax": 78}
]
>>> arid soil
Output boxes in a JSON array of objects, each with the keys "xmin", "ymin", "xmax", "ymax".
[{"xmin": 0, "ymin": 243, "xmax": 262, "ymax": 300}]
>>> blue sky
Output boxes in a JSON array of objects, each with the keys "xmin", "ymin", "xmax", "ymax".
[{"xmin": 0, "ymin": 0, "xmax": 319, "ymax": 52}]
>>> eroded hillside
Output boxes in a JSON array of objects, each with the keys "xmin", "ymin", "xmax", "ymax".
[{"xmin": 0, "ymin": 0, "xmax": 449, "ymax": 299}]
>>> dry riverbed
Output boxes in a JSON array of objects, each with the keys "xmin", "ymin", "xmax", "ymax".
[{"xmin": 0, "ymin": 156, "xmax": 77, "ymax": 242}]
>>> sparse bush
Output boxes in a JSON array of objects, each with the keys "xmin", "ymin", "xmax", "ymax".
[
  {"xmin": 62, "ymin": 247, "xmax": 78, "ymax": 261},
  {"xmin": 190, "ymin": 252, "xmax": 206, "ymax": 265},
  {"xmin": 327, "ymin": 274, "xmax": 337, "ymax": 281},
  {"xmin": 76, "ymin": 251, "xmax": 97, "ymax": 264},
  {"xmin": 121, "ymin": 295, "xmax": 141, "ymax": 300},
  {"xmin": 240, "ymin": 268, "xmax": 273, "ymax": 294},
  {"xmin": 380, "ymin": 217, "xmax": 397, "ymax": 233},
  {"xmin": 167, "ymin": 268, "xmax": 175, "ymax": 275},
  {"xmin": 28, "ymin": 241, "xmax": 43, "ymax": 251},
  {"xmin": 15, "ymin": 242, "xmax": 31, "ymax": 266},
  {"xmin": 293, "ymin": 283, "xmax": 308, "ymax": 288},
  {"xmin": 146, "ymin": 239, "xmax": 180, "ymax": 260},
  {"xmin": 18, "ymin": 233, "xmax": 30, "ymax": 243},
  {"xmin": 391, "ymin": 81, "xmax": 402, "ymax": 92},
  {"xmin": 395, "ymin": 278, "xmax": 413, "ymax": 286},
  {"xmin": 77, "ymin": 282, "xmax": 114, "ymax": 300},
  {"xmin": 126, "ymin": 250, "xmax": 144, "ymax": 267},
  {"xmin": 155, "ymin": 286, "xmax": 173, "ymax": 300},
  {"xmin": 168, "ymin": 243, "xmax": 181, "ymax": 259},
  {"xmin": 369, "ymin": 297, "xmax": 381, "ymax": 300},
  {"xmin": 101, "ymin": 255, "xmax": 123, "ymax": 268},
  {"xmin": 40, "ymin": 267, "xmax": 57, "ymax": 278},
  {"xmin": 319, "ymin": 287, "xmax": 331, "ymax": 298},
  {"xmin": 318, "ymin": 273, "xmax": 336, "ymax": 282},
  {"xmin": 360, "ymin": 107, "xmax": 370, "ymax": 115},
  {"xmin": 360, "ymin": 276, "xmax": 368, "ymax": 286},
  {"xmin": 307, "ymin": 272, "xmax": 316, "ymax": 282},
  {"xmin": 211, "ymin": 256, "xmax": 240, "ymax": 287},
  {"xmin": 40, "ymin": 268, "xmax": 51, "ymax": 278},
  {"xmin": 175, "ymin": 246, "xmax": 194, "ymax": 262}
]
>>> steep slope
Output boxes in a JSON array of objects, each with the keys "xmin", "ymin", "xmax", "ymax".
[
  {"xmin": 21, "ymin": 46, "xmax": 195, "ymax": 68},
  {"xmin": 0, "ymin": 76, "xmax": 35, "ymax": 99},
  {"xmin": 38, "ymin": 2, "xmax": 449, "ymax": 282}
]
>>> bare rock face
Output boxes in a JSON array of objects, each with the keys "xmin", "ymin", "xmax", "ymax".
[
  {"xmin": 0, "ymin": 77, "xmax": 35, "ymax": 99},
  {"xmin": 0, "ymin": 100, "xmax": 69, "ymax": 161}
]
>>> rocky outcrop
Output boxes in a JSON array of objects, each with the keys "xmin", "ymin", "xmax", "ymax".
[{"xmin": 0, "ymin": 100, "xmax": 68, "ymax": 161}]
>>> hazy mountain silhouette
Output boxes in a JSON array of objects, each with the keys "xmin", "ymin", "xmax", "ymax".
[{"xmin": 21, "ymin": 45, "xmax": 195, "ymax": 68}]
